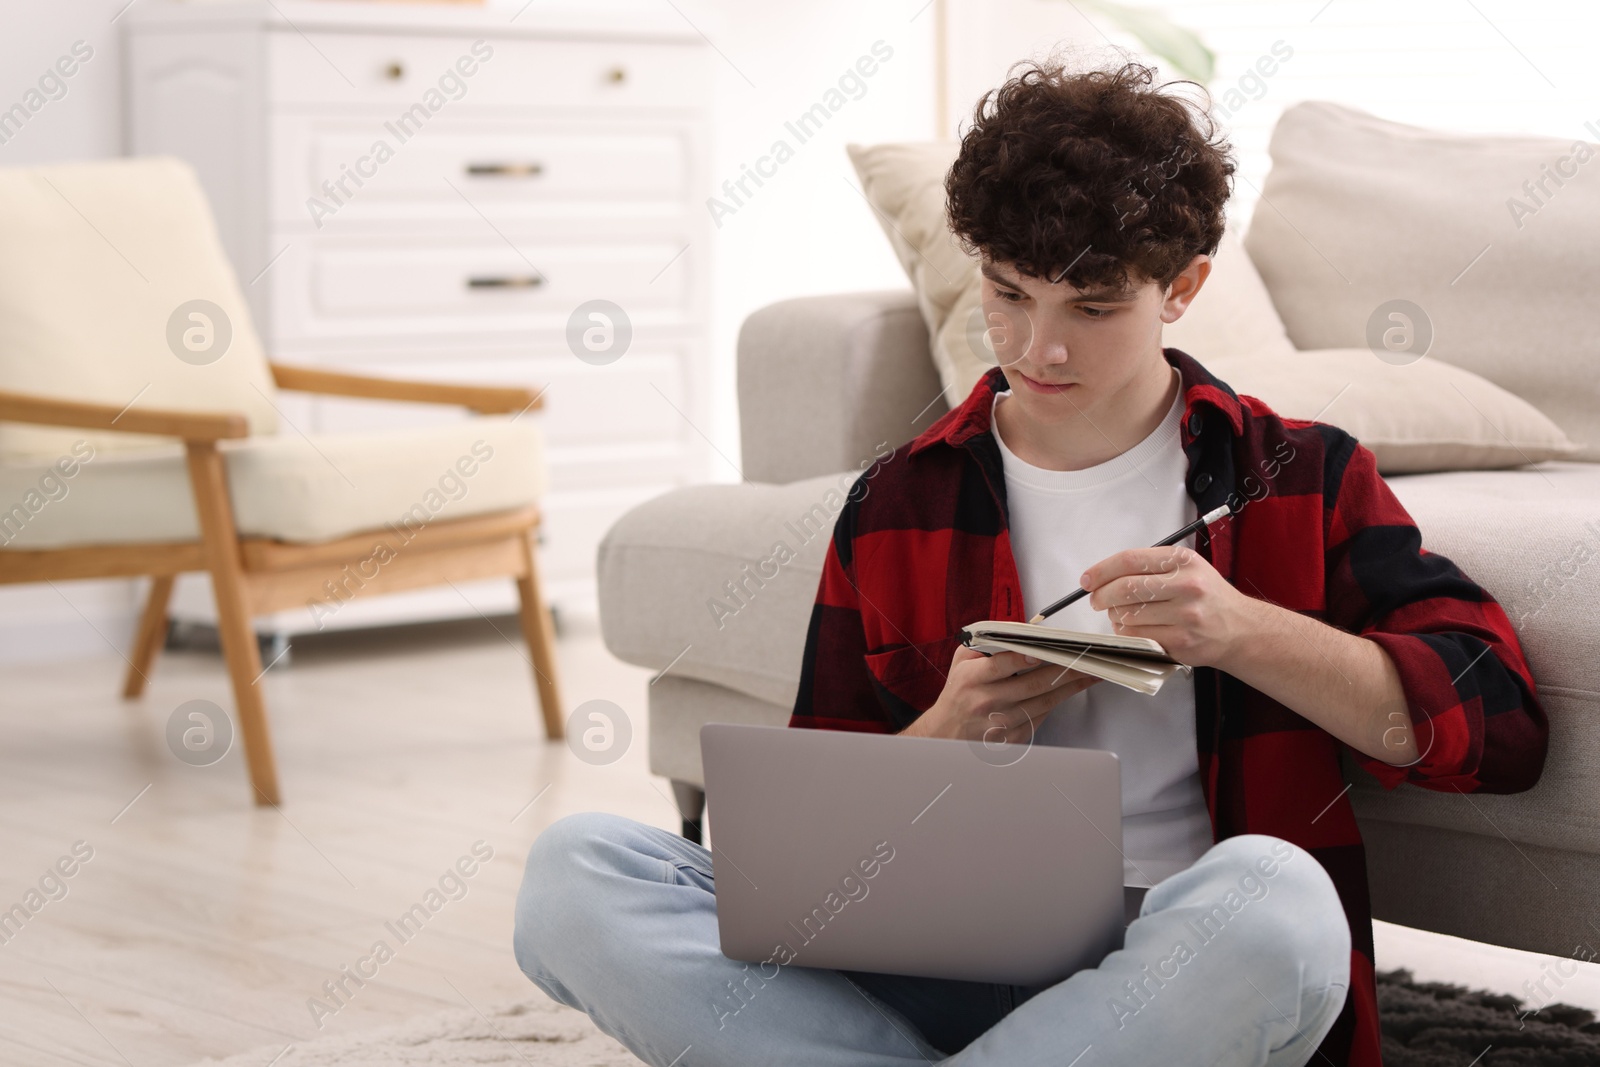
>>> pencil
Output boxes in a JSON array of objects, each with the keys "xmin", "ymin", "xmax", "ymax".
[{"xmin": 1028, "ymin": 504, "xmax": 1233, "ymax": 624}]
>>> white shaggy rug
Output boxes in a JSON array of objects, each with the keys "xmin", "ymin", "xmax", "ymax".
[{"xmin": 187, "ymin": 997, "xmax": 641, "ymax": 1066}]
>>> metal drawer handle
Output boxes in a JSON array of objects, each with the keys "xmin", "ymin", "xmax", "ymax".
[
  {"xmin": 467, "ymin": 275, "xmax": 545, "ymax": 289},
  {"xmin": 466, "ymin": 163, "xmax": 545, "ymax": 178}
]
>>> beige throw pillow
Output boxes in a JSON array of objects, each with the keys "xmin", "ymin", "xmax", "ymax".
[{"xmin": 846, "ymin": 139, "xmax": 1579, "ymax": 473}]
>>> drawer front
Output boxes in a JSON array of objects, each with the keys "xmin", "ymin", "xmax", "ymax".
[
  {"xmin": 270, "ymin": 235, "xmax": 696, "ymax": 341},
  {"xmin": 274, "ymin": 115, "xmax": 694, "ymax": 224},
  {"xmin": 267, "ymin": 32, "xmax": 711, "ymax": 111}
]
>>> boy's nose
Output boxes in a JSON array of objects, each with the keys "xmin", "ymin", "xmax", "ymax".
[{"xmin": 1032, "ymin": 337, "xmax": 1070, "ymax": 365}]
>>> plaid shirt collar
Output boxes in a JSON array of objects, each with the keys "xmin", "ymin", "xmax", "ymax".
[{"xmin": 907, "ymin": 348, "xmax": 1247, "ymax": 458}]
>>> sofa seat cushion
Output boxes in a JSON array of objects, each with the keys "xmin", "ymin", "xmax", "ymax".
[
  {"xmin": 1348, "ymin": 461, "xmax": 1600, "ymax": 855},
  {"xmin": 0, "ymin": 416, "xmax": 543, "ymax": 547},
  {"xmin": 603, "ymin": 463, "xmax": 1599, "ymax": 859},
  {"xmin": 597, "ymin": 473, "xmax": 845, "ymax": 710}
]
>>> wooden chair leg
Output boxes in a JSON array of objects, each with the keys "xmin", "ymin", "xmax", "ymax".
[
  {"xmin": 211, "ymin": 567, "xmax": 279, "ymax": 806},
  {"xmin": 184, "ymin": 442, "xmax": 281, "ymax": 806},
  {"xmin": 515, "ymin": 527, "xmax": 564, "ymax": 741},
  {"xmin": 122, "ymin": 574, "xmax": 175, "ymax": 698}
]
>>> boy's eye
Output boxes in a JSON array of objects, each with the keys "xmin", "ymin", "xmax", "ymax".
[
  {"xmin": 994, "ymin": 289, "xmax": 1023, "ymax": 302},
  {"xmin": 1080, "ymin": 306, "xmax": 1114, "ymax": 318}
]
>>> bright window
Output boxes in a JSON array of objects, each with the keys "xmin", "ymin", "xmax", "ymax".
[{"xmin": 1150, "ymin": 1, "xmax": 1600, "ymax": 224}]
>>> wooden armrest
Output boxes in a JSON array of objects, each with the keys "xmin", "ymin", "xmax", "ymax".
[
  {"xmin": 269, "ymin": 363, "xmax": 543, "ymax": 415},
  {"xmin": 0, "ymin": 389, "xmax": 249, "ymax": 441}
]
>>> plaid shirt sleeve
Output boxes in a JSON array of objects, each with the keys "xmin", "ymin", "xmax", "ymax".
[
  {"xmin": 788, "ymin": 492, "xmax": 896, "ymax": 734},
  {"xmin": 1322, "ymin": 433, "xmax": 1548, "ymax": 793}
]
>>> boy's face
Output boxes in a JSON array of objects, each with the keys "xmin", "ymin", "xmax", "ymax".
[{"xmin": 977, "ymin": 254, "xmax": 1209, "ymax": 418}]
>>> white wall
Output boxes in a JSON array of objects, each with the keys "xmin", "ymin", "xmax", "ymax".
[
  {"xmin": 0, "ymin": 0, "xmax": 126, "ymax": 163},
  {"xmin": 663, "ymin": 0, "xmax": 942, "ymax": 479}
]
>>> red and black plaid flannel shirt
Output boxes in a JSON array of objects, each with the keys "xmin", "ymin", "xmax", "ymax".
[{"xmin": 788, "ymin": 350, "xmax": 1548, "ymax": 1065}]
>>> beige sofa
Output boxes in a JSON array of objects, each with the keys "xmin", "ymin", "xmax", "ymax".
[{"xmin": 598, "ymin": 103, "xmax": 1600, "ymax": 959}]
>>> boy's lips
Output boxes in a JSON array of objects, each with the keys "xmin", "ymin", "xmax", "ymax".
[{"xmin": 1018, "ymin": 371, "xmax": 1077, "ymax": 394}]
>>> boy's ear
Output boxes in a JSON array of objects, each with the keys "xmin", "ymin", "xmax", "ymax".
[{"xmin": 1159, "ymin": 254, "xmax": 1212, "ymax": 324}]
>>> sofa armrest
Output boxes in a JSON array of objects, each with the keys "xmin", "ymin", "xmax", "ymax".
[
  {"xmin": 737, "ymin": 291, "xmax": 947, "ymax": 484},
  {"xmin": 597, "ymin": 474, "xmax": 846, "ymax": 708}
]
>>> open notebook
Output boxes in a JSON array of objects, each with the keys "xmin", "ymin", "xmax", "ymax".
[{"xmin": 959, "ymin": 621, "xmax": 1191, "ymax": 696}]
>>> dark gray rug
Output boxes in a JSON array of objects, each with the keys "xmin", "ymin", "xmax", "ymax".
[{"xmin": 1378, "ymin": 969, "xmax": 1600, "ymax": 1065}]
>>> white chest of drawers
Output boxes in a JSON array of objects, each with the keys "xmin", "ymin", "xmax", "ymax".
[{"xmin": 125, "ymin": 0, "xmax": 713, "ymax": 635}]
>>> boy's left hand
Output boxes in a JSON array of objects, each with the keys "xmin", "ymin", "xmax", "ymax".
[{"xmin": 1080, "ymin": 546, "xmax": 1259, "ymax": 669}]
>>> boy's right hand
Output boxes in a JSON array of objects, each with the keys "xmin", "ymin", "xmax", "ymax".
[{"xmin": 898, "ymin": 645, "xmax": 1101, "ymax": 743}]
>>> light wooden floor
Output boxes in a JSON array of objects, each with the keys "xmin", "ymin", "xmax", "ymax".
[
  {"xmin": 2, "ymin": 611, "xmax": 1597, "ymax": 1066},
  {"xmin": 0, "ymin": 611, "xmax": 671, "ymax": 1067}
]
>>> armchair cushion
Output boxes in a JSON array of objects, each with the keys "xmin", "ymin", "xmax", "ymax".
[
  {"xmin": 0, "ymin": 157, "xmax": 279, "ymax": 460},
  {"xmin": 0, "ymin": 417, "xmax": 543, "ymax": 547}
]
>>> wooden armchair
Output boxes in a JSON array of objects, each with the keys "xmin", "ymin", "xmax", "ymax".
[{"xmin": 0, "ymin": 157, "xmax": 563, "ymax": 805}]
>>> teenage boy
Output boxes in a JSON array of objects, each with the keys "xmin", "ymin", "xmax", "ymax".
[{"xmin": 513, "ymin": 60, "xmax": 1547, "ymax": 1067}]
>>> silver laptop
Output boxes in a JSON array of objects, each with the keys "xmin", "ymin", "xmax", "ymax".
[{"xmin": 700, "ymin": 723, "xmax": 1124, "ymax": 987}]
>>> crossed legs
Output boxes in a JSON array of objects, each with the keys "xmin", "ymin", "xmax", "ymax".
[{"xmin": 513, "ymin": 812, "xmax": 1349, "ymax": 1067}]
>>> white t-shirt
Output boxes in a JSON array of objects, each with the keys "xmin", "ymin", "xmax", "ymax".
[{"xmin": 991, "ymin": 368, "xmax": 1212, "ymax": 887}]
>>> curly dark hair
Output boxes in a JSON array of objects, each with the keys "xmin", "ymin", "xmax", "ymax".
[{"xmin": 945, "ymin": 59, "xmax": 1235, "ymax": 292}]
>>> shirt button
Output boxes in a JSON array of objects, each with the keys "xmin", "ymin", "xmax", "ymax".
[
  {"xmin": 1187, "ymin": 411, "xmax": 1204, "ymax": 435},
  {"xmin": 1194, "ymin": 472, "xmax": 1213, "ymax": 492}
]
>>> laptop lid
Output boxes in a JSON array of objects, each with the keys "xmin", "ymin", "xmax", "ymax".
[{"xmin": 700, "ymin": 723, "xmax": 1124, "ymax": 987}]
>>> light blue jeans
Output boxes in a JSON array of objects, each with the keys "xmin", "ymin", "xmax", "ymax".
[{"xmin": 514, "ymin": 812, "xmax": 1350, "ymax": 1067}]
